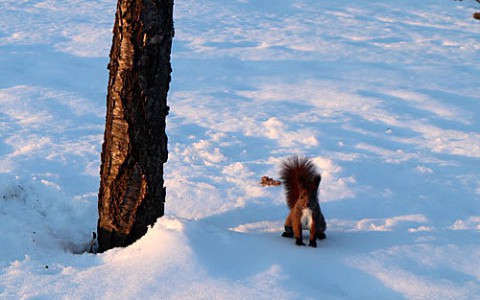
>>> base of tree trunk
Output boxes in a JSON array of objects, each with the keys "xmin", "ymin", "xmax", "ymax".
[{"xmin": 97, "ymin": 225, "xmax": 128, "ymax": 252}]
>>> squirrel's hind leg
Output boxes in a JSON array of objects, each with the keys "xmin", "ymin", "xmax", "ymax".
[{"xmin": 282, "ymin": 212, "xmax": 294, "ymax": 238}]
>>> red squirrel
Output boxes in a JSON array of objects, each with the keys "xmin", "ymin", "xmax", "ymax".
[{"xmin": 280, "ymin": 155, "xmax": 326, "ymax": 247}]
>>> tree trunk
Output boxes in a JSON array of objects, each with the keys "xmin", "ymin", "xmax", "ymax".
[{"xmin": 97, "ymin": 0, "xmax": 174, "ymax": 252}]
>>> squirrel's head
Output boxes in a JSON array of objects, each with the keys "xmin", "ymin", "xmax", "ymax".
[
  {"xmin": 296, "ymin": 175, "xmax": 321, "ymax": 208},
  {"xmin": 297, "ymin": 189, "xmax": 309, "ymax": 208}
]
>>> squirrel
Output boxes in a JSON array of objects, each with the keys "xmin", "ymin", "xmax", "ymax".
[{"xmin": 280, "ymin": 155, "xmax": 326, "ymax": 247}]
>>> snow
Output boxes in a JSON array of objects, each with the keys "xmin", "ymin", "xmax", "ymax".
[{"xmin": 1, "ymin": 0, "xmax": 480, "ymax": 299}]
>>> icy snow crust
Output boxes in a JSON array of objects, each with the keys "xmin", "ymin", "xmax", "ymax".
[{"xmin": 1, "ymin": 0, "xmax": 480, "ymax": 299}]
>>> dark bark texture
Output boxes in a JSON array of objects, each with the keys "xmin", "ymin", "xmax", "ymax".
[{"xmin": 97, "ymin": 0, "xmax": 174, "ymax": 252}]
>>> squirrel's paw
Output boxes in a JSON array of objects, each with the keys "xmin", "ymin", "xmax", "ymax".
[{"xmin": 295, "ymin": 238, "xmax": 306, "ymax": 246}]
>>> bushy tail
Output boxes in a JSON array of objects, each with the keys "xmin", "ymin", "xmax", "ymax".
[{"xmin": 280, "ymin": 155, "xmax": 320, "ymax": 209}]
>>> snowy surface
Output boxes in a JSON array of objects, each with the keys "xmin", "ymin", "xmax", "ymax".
[{"xmin": 1, "ymin": 0, "xmax": 480, "ymax": 299}]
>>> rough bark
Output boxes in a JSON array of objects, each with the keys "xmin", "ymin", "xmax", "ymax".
[{"xmin": 97, "ymin": 0, "xmax": 174, "ymax": 252}]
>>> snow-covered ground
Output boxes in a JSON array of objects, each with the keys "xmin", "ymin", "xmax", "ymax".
[{"xmin": 1, "ymin": 0, "xmax": 480, "ymax": 299}]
